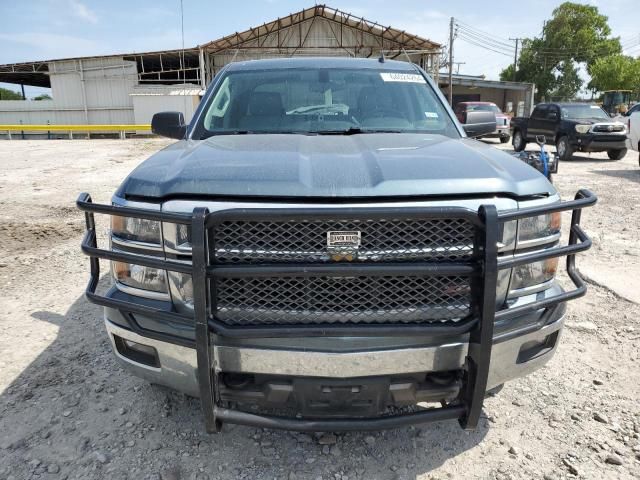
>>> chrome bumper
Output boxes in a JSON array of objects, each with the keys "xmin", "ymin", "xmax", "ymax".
[{"xmin": 105, "ymin": 314, "xmax": 564, "ymax": 398}]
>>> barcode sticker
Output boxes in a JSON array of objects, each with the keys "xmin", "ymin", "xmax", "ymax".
[{"xmin": 380, "ymin": 72, "xmax": 426, "ymax": 84}]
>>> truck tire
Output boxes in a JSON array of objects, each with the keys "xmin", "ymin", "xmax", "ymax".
[
  {"xmin": 500, "ymin": 135, "xmax": 510, "ymax": 144},
  {"xmin": 607, "ymin": 148, "xmax": 627, "ymax": 160},
  {"xmin": 512, "ymin": 130, "xmax": 526, "ymax": 151},
  {"xmin": 556, "ymin": 136, "xmax": 573, "ymax": 160}
]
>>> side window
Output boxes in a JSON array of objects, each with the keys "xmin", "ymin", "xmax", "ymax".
[
  {"xmin": 547, "ymin": 107, "xmax": 559, "ymax": 120},
  {"xmin": 531, "ymin": 105, "xmax": 547, "ymax": 119}
]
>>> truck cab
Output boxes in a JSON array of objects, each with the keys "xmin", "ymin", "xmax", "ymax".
[{"xmin": 77, "ymin": 58, "xmax": 595, "ymax": 433}]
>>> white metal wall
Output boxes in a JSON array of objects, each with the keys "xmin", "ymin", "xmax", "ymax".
[
  {"xmin": 131, "ymin": 85, "xmax": 201, "ymax": 124},
  {"xmin": 0, "ymin": 56, "xmax": 138, "ymax": 125}
]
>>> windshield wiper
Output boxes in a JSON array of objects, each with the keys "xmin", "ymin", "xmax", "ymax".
[{"xmin": 317, "ymin": 127, "xmax": 404, "ymax": 135}]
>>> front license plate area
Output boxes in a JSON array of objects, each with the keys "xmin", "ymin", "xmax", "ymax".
[{"xmin": 294, "ymin": 377, "xmax": 390, "ymax": 417}]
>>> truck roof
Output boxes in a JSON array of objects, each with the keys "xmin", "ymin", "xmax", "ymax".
[
  {"xmin": 225, "ymin": 57, "xmax": 420, "ymax": 72},
  {"xmin": 536, "ymin": 102, "xmax": 600, "ymax": 108}
]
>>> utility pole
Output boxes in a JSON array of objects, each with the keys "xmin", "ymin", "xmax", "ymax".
[
  {"xmin": 509, "ymin": 38, "xmax": 520, "ymax": 82},
  {"xmin": 453, "ymin": 62, "xmax": 466, "ymax": 74},
  {"xmin": 448, "ymin": 17, "xmax": 454, "ymax": 106}
]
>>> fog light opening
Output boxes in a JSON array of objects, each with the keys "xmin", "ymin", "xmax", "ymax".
[{"xmin": 114, "ymin": 335, "xmax": 160, "ymax": 368}]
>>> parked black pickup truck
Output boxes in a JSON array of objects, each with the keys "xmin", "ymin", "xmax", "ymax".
[{"xmin": 511, "ymin": 102, "xmax": 628, "ymax": 160}]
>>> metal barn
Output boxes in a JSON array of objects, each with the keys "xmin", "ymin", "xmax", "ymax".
[{"xmin": 0, "ymin": 4, "xmax": 533, "ymax": 129}]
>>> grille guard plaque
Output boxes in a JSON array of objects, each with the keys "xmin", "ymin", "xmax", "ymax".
[{"xmin": 327, "ymin": 230, "xmax": 361, "ymax": 248}]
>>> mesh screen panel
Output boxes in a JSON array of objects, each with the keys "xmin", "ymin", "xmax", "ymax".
[
  {"xmin": 213, "ymin": 218, "xmax": 475, "ymax": 263},
  {"xmin": 215, "ymin": 275, "xmax": 472, "ymax": 326}
]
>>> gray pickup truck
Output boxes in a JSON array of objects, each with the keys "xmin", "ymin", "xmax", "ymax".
[{"xmin": 78, "ymin": 57, "xmax": 595, "ymax": 433}]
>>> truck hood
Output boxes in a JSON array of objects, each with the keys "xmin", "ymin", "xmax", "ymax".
[{"xmin": 116, "ymin": 134, "xmax": 554, "ymax": 200}]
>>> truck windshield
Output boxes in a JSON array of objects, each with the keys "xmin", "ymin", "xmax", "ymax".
[
  {"xmin": 560, "ymin": 105, "xmax": 610, "ymax": 120},
  {"xmin": 197, "ymin": 67, "xmax": 459, "ymax": 138}
]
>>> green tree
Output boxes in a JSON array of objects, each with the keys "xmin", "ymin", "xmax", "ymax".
[
  {"xmin": 588, "ymin": 55, "xmax": 640, "ymax": 93},
  {"xmin": 0, "ymin": 87, "xmax": 23, "ymax": 100},
  {"xmin": 33, "ymin": 93, "xmax": 52, "ymax": 101},
  {"xmin": 500, "ymin": 2, "xmax": 621, "ymax": 101}
]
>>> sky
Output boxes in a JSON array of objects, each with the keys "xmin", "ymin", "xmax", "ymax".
[{"xmin": 1, "ymin": 0, "xmax": 639, "ymax": 97}]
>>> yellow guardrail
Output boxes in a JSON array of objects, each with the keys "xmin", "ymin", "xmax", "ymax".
[
  {"xmin": 0, "ymin": 124, "xmax": 151, "ymax": 139},
  {"xmin": 0, "ymin": 124, "xmax": 150, "ymax": 131}
]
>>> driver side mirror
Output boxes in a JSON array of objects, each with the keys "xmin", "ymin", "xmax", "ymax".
[
  {"xmin": 151, "ymin": 111, "xmax": 187, "ymax": 140},
  {"xmin": 462, "ymin": 111, "xmax": 497, "ymax": 138}
]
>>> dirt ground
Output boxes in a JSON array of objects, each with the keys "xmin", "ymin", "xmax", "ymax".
[{"xmin": 0, "ymin": 137, "xmax": 638, "ymax": 480}]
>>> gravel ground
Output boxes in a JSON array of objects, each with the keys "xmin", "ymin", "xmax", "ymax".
[{"xmin": 0, "ymin": 138, "xmax": 638, "ymax": 480}]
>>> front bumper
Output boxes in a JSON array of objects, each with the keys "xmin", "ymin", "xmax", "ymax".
[
  {"xmin": 573, "ymin": 134, "xmax": 627, "ymax": 152},
  {"xmin": 105, "ymin": 305, "xmax": 565, "ymax": 402}
]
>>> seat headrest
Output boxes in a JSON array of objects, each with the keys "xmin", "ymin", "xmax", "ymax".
[{"xmin": 247, "ymin": 92, "xmax": 283, "ymax": 116}]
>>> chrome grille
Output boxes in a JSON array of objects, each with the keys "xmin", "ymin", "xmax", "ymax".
[
  {"xmin": 215, "ymin": 275, "xmax": 472, "ymax": 326},
  {"xmin": 213, "ymin": 218, "xmax": 475, "ymax": 263},
  {"xmin": 592, "ymin": 124, "xmax": 625, "ymax": 133}
]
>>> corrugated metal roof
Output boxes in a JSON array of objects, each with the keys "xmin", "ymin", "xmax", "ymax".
[{"xmin": 201, "ymin": 5, "xmax": 441, "ymax": 53}]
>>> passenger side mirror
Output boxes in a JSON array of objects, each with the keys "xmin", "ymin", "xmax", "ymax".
[
  {"xmin": 151, "ymin": 111, "xmax": 187, "ymax": 140},
  {"xmin": 462, "ymin": 111, "xmax": 497, "ymax": 138}
]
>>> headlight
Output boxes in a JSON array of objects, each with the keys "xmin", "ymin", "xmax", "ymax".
[
  {"xmin": 575, "ymin": 124, "xmax": 591, "ymax": 134},
  {"xmin": 173, "ymin": 273, "xmax": 194, "ymax": 305},
  {"xmin": 510, "ymin": 257, "xmax": 559, "ymax": 291},
  {"xmin": 112, "ymin": 261, "xmax": 168, "ymax": 294},
  {"xmin": 111, "ymin": 215, "xmax": 161, "ymax": 244},
  {"xmin": 175, "ymin": 224, "xmax": 191, "ymax": 247},
  {"xmin": 517, "ymin": 212, "xmax": 561, "ymax": 246}
]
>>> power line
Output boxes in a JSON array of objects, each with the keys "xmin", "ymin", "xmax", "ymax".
[
  {"xmin": 456, "ymin": 30, "xmax": 515, "ymax": 54},
  {"xmin": 454, "ymin": 25, "xmax": 515, "ymax": 52},
  {"xmin": 454, "ymin": 19, "xmax": 514, "ymax": 48},
  {"xmin": 457, "ymin": 33, "xmax": 514, "ymax": 56}
]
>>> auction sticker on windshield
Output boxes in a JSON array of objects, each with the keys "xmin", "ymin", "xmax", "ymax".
[{"xmin": 380, "ymin": 72, "xmax": 426, "ymax": 84}]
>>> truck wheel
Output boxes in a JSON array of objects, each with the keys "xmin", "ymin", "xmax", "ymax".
[
  {"xmin": 512, "ymin": 130, "xmax": 526, "ymax": 151},
  {"xmin": 556, "ymin": 136, "xmax": 573, "ymax": 160},
  {"xmin": 500, "ymin": 135, "xmax": 510, "ymax": 144},
  {"xmin": 607, "ymin": 148, "xmax": 627, "ymax": 160}
]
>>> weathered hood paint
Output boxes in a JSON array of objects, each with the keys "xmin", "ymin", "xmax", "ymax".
[{"xmin": 116, "ymin": 134, "xmax": 554, "ymax": 200}]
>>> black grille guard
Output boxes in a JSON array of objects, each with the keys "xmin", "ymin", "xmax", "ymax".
[{"xmin": 77, "ymin": 189, "xmax": 596, "ymax": 432}]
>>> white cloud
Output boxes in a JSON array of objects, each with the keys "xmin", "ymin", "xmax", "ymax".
[{"xmin": 69, "ymin": 0, "xmax": 98, "ymax": 24}]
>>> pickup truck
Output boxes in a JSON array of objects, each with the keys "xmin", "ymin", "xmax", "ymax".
[
  {"xmin": 77, "ymin": 57, "xmax": 595, "ymax": 433},
  {"xmin": 511, "ymin": 102, "xmax": 628, "ymax": 160}
]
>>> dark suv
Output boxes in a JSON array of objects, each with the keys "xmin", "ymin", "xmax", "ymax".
[{"xmin": 78, "ymin": 58, "xmax": 595, "ymax": 433}]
